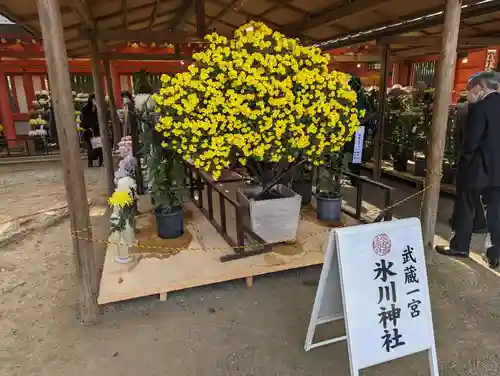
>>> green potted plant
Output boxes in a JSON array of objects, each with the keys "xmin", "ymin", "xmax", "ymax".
[
  {"xmin": 386, "ymin": 94, "xmax": 415, "ymax": 172},
  {"xmin": 142, "ymin": 113, "xmax": 186, "ymax": 239},
  {"xmin": 413, "ymin": 89, "xmax": 434, "ymax": 177},
  {"xmin": 315, "ymin": 151, "xmax": 344, "ymax": 222}
]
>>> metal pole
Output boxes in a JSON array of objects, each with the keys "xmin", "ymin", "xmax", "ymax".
[
  {"xmin": 422, "ymin": 0, "xmax": 462, "ymax": 252},
  {"xmin": 89, "ymin": 39, "xmax": 115, "ymax": 197},
  {"xmin": 373, "ymin": 44, "xmax": 390, "ymax": 181},
  {"xmin": 36, "ymin": 0, "xmax": 99, "ymax": 324}
]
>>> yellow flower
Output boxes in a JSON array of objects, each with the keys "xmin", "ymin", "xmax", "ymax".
[
  {"xmin": 108, "ymin": 191, "xmax": 133, "ymax": 208},
  {"xmin": 154, "ymin": 21, "xmax": 362, "ymax": 179}
]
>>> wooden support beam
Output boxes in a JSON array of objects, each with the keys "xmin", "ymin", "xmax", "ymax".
[
  {"xmin": 149, "ymin": 0, "xmax": 161, "ymax": 29},
  {"xmin": 36, "ymin": 0, "xmax": 99, "ymax": 324},
  {"xmin": 72, "ymin": 0, "xmax": 96, "ymax": 31},
  {"xmin": 207, "ymin": 0, "xmax": 247, "ymax": 29},
  {"xmin": 103, "ymin": 58, "xmax": 122, "ymax": 146},
  {"xmin": 81, "ymin": 28, "xmax": 198, "ymax": 44},
  {"xmin": 210, "ymin": 0, "xmax": 280, "ymax": 29},
  {"xmin": 422, "ymin": 0, "xmax": 462, "ymax": 254},
  {"xmin": 195, "ymin": 0, "xmax": 206, "ymax": 38},
  {"xmin": 169, "ymin": 0, "xmax": 194, "ymax": 31},
  {"xmin": 378, "ymin": 36, "xmax": 442, "ymax": 46},
  {"xmin": 90, "ymin": 39, "xmax": 115, "ymax": 197},
  {"xmin": 372, "ymin": 45, "xmax": 390, "ymax": 182},
  {"xmin": 282, "ymin": 0, "xmax": 391, "ymax": 34},
  {"xmin": 102, "ymin": 53, "xmax": 193, "ymax": 61},
  {"xmin": 333, "ymin": 54, "xmax": 380, "ymax": 63},
  {"xmin": 0, "ymin": 5, "xmax": 41, "ymax": 37},
  {"xmin": 63, "ymin": 1, "xmax": 180, "ymax": 33},
  {"xmin": 0, "ymin": 51, "xmax": 46, "ymax": 59},
  {"xmin": 379, "ymin": 35, "xmax": 500, "ymax": 47},
  {"xmin": 122, "ymin": 0, "xmax": 128, "ymax": 29}
]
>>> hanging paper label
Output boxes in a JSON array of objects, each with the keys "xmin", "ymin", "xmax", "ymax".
[{"xmin": 352, "ymin": 126, "xmax": 365, "ymax": 164}]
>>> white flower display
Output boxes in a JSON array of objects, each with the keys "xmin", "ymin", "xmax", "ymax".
[{"xmin": 29, "ymin": 129, "xmax": 48, "ymax": 137}]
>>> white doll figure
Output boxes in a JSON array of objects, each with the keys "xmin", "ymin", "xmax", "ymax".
[{"xmin": 110, "ymin": 176, "xmax": 137, "ymax": 264}]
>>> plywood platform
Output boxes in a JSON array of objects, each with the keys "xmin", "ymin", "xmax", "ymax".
[{"xmin": 98, "ymin": 200, "xmax": 358, "ymax": 305}]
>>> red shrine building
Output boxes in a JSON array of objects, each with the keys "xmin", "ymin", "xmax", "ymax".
[{"xmin": 0, "ymin": 22, "xmax": 197, "ymax": 144}]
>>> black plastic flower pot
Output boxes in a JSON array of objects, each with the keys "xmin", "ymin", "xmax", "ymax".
[
  {"xmin": 315, "ymin": 192, "xmax": 342, "ymax": 222},
  {"xmin": 414, "ymin": 159, "xmax": 427, "ymax": 177},
  {"xmin": 292, "ymin": 180, "xmax": 313, "ymax": 205},
  {"xmin": 393, "ymin": 156, "xmax": 408, "ymax": 172},
  {"xmin": 442, "ymin": 164, "xmax": 456, "ymax": 185},
  {"xmin": 155, "ymin": 206, "xmax": 184, "ymax": 239}
]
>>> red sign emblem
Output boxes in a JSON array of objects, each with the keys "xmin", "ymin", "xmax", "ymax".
[{"xmin": 373, "ymin": 233, "xmax": 391, "ymax": 256}]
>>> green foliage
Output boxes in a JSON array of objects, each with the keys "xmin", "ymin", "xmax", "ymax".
[
  {"xmin": 387, "ymin": 95, "xmax": 417, "ymax": 158},
  {"xmin": 109, "ymin": 204, "xmax": 135, "ymax": 234},
  {"xmin": 444, "ymin": 107, "xmax": 458, "ymax": 165},
  {"xmin": 133, "ymin": 69, "xmax": 154, "ymax": 94},
  {"xmin": 316, "ymin": 152, "xmax": 345, "ymax": 198},
  {"xmin": 140, "ymin": 113, "xmax": 186, "ymax": 213},
  {"xmin": 292, "ymin": 162, "xmax": 314, "ymax": 183}
]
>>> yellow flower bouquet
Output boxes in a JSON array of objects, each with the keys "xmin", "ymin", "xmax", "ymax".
[{"xmin": 154, "ymin": 21, "xmax": 363, "ymax": 191}]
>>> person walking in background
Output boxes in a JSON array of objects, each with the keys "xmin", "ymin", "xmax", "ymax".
[
  {"xmin": 121, "ymin": 90, "xmax": 135, "ymax": 136},
  {"xmin": 81, "ymin": 94, "xmax": 103, "ymax": 167},
  {"xmin": 436, "ymin": 72, "xmax": 500, "ymax": 269}
]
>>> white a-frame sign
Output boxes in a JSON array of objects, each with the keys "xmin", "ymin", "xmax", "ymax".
[{"xmin": 304, "ymin": 218, "xmax": 439, "ymax": 376}]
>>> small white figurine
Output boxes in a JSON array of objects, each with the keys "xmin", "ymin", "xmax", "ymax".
[{"xmin": 109, "ymin": 176, "xmax": 137, "ymax": 264}]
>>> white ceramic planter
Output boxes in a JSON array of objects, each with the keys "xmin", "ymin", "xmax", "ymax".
[{"xmin": 237, "ymin": 184, "xmax": 301, "ymax": 244}]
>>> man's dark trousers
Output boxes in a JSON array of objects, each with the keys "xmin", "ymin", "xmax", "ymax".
[
  {"xmin": 450, "ymin": 196, "xmax": 486, "ymax": 231},
  {"xmin": 451, "ymin": 186, "xmax": 500, "ymax": 254}
]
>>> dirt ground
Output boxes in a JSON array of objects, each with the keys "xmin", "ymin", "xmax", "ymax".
[{"xmin": 1, "ymin": 163, "xmax": 500, "ymax": 376}]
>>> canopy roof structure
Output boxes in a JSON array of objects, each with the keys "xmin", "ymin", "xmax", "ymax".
[
  {"xmin": 0, "ymin": 0, "xmax": 491, "ymax": 58},
  {"xmin": 379, "ymin": 1, "xmax": 500, "ymax": 58}
]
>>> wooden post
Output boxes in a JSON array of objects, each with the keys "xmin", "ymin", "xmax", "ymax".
[
  {"xmin": 110, "ymin": 62, "xmax": 123, "ymax": 107},
  {"xmin": 421, "ymin": 0, "xmax": 462, "ymax": 252},
  {"xmin": 89, "ymin": 39, "xmax": 115, "ymax": 197},
  {"xmin": 36, "ymin": 0, "xmax": 99, "ymax": 324},
  {"xmin": 0, "ymin": 68, "xmax": 17, "ymax": 147},
  {"xmin": 103, "ymin": 58, "xmax": 122, "ymax": 147},
  {"xmin": 195, "ymin": 0, "xmax": 206, "ymax": 38},
  {"xmin": 372, "ymin": 44, "xmax": 390, "ymax": 181}
]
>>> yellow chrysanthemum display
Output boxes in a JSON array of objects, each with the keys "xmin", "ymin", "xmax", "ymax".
[
  {"xmin": 154, "ymin": 21, "xmax": 362, "ymax": 180},
  {"xmin": 108, "ymin": 191, "xmax": 134, "ymax": 208}
]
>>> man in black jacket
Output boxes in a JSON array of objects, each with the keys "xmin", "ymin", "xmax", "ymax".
[
  {"xmin": 437, "ymin": 72, "xmax": 500, "ymax": 268},
  {"xmin": 450, "ymin": 93, "xmax": 487, "ymax": 233}
]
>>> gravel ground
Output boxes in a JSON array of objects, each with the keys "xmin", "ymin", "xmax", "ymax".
[
  {"xmin": 0, "ymin": 162, "xmax": 105, "ymax": 224},
  {"xmin": 1, "ymin": 164, "xmax": 500, "ymax": 376}
]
